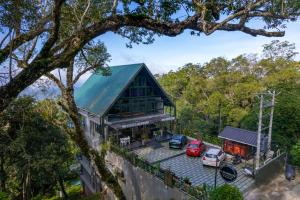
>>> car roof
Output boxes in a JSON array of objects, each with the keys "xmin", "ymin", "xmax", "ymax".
[
  {"xmin": 206, "ymin": 148, "xmax": 221, "ymax": 154},
  {"xmin": 172, "ymin": 134, "xmax": 184, "ymax": 139},
  {"xmin": 190, "ymin": 140, "xmax": 201, "ymax": 144}
]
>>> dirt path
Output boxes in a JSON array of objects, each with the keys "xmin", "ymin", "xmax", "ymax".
[{"xmin": 245, "ymin": 171, "xmax": 300, "ymax": 200}]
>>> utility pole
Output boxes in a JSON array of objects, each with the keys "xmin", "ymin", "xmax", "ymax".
[
  {"xmin": 268, "ymin": 91, "xmax": 276, "ymax": 150},
  {"xmin": 255, "ymin": 91, "xmax": 277, "ymax": 170},
  {"xmin": 256, "ymin": 94, "xmax": 263, "ymax": 170}
]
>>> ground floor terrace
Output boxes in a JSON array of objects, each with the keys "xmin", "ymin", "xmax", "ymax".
[{"xmin": 105, "ymin": 113, "xmax": 175, "ymax": 150}]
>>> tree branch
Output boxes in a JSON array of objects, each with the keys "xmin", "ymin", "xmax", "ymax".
[
  {"xmin": 0, "ymin": 29, "xmax": 12, "ymax": 48},
  {"xmin": 0, "ymin": 17, "xmax": 49, "ymax": 64},
  {"xmin": 45, "ymin": 72, "xmax": 66, "ymax": 91}
]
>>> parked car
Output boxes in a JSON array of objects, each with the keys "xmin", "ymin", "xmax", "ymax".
[
  {"xmin": 202, "ymin": 148, "xmax": 226, "ymax": 167},
  {"xmin": 186, "ymin": 140, "xmax": 205, "ymax": 157},
  {"xmin": 169, "ymin": 134, "xmax": 187, "ymax": 149}
]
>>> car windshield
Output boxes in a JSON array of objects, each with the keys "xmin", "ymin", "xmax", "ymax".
[
  {"xmin": 205, "ymin": 153, "xmax": 217, "ymax": 158},
  {"xmin": 188, "ymin": 144, "xmax": 198, "ymax": 148},
  {"xmin": 172, "ymin": 135, "xmax": 181, "ymax": 140}
]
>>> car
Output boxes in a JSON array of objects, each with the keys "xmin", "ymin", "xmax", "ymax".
[
  {"xmin": 169, "ymin": 134, "xmax": 187, "ymax": 149},
  {"xmin": 186, "ymin": 140, "xmax": 205, "ymax": 157},
  {"xmin": 202, "ymin": 148, "xmax": 226, "ymax": 167}
]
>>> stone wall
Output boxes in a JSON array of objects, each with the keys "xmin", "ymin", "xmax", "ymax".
[{"xmin": 105, "ymin": 151, "xmax": 195, "ymax": 200}]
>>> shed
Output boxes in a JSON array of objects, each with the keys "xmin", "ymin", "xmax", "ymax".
[{"xmin": 218, "ymin": 126, "xmax": 267, "ymax": 158}]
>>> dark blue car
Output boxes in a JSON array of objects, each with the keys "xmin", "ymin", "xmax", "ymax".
[{"xmin": 169, "ymin": 134, "xmax": 187, "ymax": 149}]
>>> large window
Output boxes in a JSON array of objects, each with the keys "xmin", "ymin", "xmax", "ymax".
[{"xmin": 109, "ymin": 72, "xmax": 164, "ymax": 116}]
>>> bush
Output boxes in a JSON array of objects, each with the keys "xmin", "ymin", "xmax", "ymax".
[
  {"xmin": 0, "ymin": 192, "xmax": 10, "ymax": 200},
  {"xmin": 209, "ymin": 184, "xmax": 243, "ymax": 200}
]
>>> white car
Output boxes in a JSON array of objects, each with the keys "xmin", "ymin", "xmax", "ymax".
[{"xmin": 202, "ymin": 148, "xmax": 226, "ymax": 167}]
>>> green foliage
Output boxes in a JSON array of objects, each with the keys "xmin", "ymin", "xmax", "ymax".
[
  {"xmin": 159, "ymin": 41, "xmax": 300, "ymax": 150},
  {"xmin": 290, "ymin": 140, "xmax": 300, "ymax": 166},
  {"xmin": 209, "ymin": 184, "xmax": 243, "ymax": 200},
  {"xmin": 0, "ymin": 97, "xmax": 74, "ymax": 199},
  {"xmin": 0, "ymin": 192, "xmax": 10, "ymax": 200}
]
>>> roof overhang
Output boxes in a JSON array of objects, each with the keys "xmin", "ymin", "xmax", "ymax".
[
  {"xmin": 218, "ymin": 135, "xmax": 257, "ymax": 147},
  {"xmin": 106, "ymin": 113, "xmax": 175, "ymax": 129}
]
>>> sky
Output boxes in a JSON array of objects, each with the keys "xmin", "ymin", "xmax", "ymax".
[{"xmin": 99, "ymin": 21, "xmax": 300, "ymax": 75}]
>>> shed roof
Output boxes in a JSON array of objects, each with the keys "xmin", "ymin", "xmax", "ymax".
[
  {"xmin": 218, "ymin": 126, "xmax": 258, "ymax": 147},
  {"xmin": 74, "ymin": 63, "xmax": 174, "ymax": 116}
]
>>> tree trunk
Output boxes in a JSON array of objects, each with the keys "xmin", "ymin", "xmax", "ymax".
[
  {"xmin": 59, "ymin": 63, "xmax": 125, "ymax": 199},
  {"xmin": 57, "ymin": 173, "xmax": 68, "ymax": 199},
  {"xmin": 22, "ymin": 170, "xmax": 30, "ymax": 200},
  {"xmin": 0, "ymin": 156, "xmax": 6, "ymax": 192}
]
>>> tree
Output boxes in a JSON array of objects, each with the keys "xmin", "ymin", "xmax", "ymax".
[
  {"xmin": 290, "ymin": 140, "xmax": 300, "ymax": 166},
  {"xmin": 0, "ymin": 97, "xmax": 72, "ymax": 200},
  {"xmin": 0, "ymin": 0, "xmax": 300, "ymax": 112},
  {"xmin": 43, "ymin": 42, "xmax": 125, "ymax": 198},
  {"xmin": 159, "ymin": 40, "xmax": 300, "ymax": 149},
  {"xmin": 209, "ymin": 184, "xmax": 243, "ymax": 200}
]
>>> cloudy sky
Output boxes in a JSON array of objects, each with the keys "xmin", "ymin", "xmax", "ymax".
[{"xmin": 100, "ymin": 21, "xmax": 300, "ymax": 75}]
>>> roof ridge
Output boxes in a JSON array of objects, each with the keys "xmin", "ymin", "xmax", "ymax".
[
  {"xmin": 225, "ymin": 126, "xmax": 257, "ymax": 134},
  {"xmin": 108, "ymin": 63, "xmax": 145, "ymax": 68}
]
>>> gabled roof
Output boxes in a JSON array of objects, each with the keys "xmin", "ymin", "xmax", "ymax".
[
  {"xmin": 218, "ymin": 126, "xmax": 257, "ymax": 147},
  {"xmin": 74, "ymin": 63, "xmax": 174, "ymax": 116}
]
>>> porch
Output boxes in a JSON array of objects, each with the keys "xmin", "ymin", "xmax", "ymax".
[{"xmin": 105, "ymin": 113, "xmax": 175, "ymax": 150}]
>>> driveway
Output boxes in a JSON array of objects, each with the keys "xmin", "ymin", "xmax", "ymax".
[
  {"xmin": 132, "ymin": 141, "xmax": 255, "ymax": 193},
  {"xmin": 160, "ymin": 154, "xmax": 255, "ymax": 193}
]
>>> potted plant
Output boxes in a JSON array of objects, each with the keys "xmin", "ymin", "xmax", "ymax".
[{"xmin": 183, "ymin": 176, "xmax": 192, "ymax": 185}]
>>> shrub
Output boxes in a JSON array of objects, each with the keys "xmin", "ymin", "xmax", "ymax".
[
  {"xmin": 209, "ymin": 184, "xmax": 243, "ymax": 200},
  {"xmin": 0, "ymin": 192, "xmax": 10, "ymax": 200}
]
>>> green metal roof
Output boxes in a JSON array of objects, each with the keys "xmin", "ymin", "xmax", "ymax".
[
  {"xmin": 74, "ymin": 63, "xmax": 144, "ymax": 116},
  {"xmin": 75, "ymin": 63, "xmax": 175, "ymax": 117}
]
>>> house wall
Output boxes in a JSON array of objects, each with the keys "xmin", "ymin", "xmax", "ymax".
[{"xmin": 105, "ymin": 151, "xmax": 195, "ymax": 200}]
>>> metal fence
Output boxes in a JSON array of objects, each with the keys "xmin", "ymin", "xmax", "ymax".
[{"xmin": 110, "ymin": 144, "xmax": 209, "ymax": 200}]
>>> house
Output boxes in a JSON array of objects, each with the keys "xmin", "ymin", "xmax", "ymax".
[
  {"xmin": 74, "ymin": 63, "xmax": 176, "ymax": 194},
  {"xmin": 218, "ymin": 126, "xmax": 268, "ymax": 159}
]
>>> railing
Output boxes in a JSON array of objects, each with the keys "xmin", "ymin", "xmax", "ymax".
[{"xmin": 110, "ymin": 144, "xmax": 209, "ymax": 200}]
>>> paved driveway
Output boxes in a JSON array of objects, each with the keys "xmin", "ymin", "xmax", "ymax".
[
  {"xmin": 133, "ymin": 142, "xmax": 185, "ymax": 164},
  {"xmin": 132, "ymin": 141, "xmax": 255, "ymax": 193},
  {"xmin": 160, "ymin": 154, "xmax": 255, "ymax": 193}
]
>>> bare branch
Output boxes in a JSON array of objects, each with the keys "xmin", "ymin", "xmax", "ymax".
[
  {"xmin": 0, "ymin": 16, "xmax": 49, "ymax": 64},
  {"xmin": 0, "ymin": 29, "xmax": 12, "ymax": 48},
  {"xmin": 79, "ymin": 0, "xmax": 91, "ymax": 27},
  {"xmin": 73, "ymin": 65, "xmax": 96, "ymax": 84},
  {"xmin": 45, "ymin": 72, "xmax": 66, "ymax": 91},
  {"xmin": 24, "ymin": 36, "xmax": 39, "ymax": 63},
  {"xmin": 206, "ymin": 0, "xmax": 267, "ymax": 35}
]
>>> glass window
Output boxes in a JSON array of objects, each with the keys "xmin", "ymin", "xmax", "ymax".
[
  {"xmin": 137, "ymin": 88, "xmax": 145, "ymax": 96},
  {"xmin": 205, "ymin": 153, "xmax": 217, "ymax": 158}
]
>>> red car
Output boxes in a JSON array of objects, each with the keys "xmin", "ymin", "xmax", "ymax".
[{"xmin": 186, "ymin": 140, "xmax": 205, "ymax": 157}]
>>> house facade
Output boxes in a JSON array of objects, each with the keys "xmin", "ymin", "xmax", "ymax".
[{"xmin": 74, "ymin": 63, "xmax": 176, "ymax": 194}]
